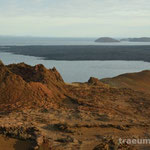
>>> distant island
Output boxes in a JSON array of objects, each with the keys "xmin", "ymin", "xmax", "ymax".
[
  {"xmin": 95, "ymin": 37, "xmax": 150, "ymax": 43},
  {"xmin": 120, "ymin": 37, "xmax": 150, "ymax": 42},
  {"xmin": 95, "ymin": 37, "xmax": 120, "ymax": 43}
]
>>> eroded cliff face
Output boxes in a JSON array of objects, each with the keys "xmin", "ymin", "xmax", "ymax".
[{"xmin": 0, "ymin": 61, "xmax": 150, "ymax": 150}]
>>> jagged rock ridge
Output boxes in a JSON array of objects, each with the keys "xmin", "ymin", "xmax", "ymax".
[{"xmin": 0, "ymin": 61, "xmax": 68, "ymax": 111}]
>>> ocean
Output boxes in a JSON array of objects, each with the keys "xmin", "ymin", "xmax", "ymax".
[
  {"xmin": 1, "ymin": 37, "xmax": 150, "ymax": 46},
  {"xmin": 0, "ymin": 37, "xmax": 150, "ymax": 82},
  {"xmin": 0, "ymin": 52, "xmax": 150, "ymax": 83}
]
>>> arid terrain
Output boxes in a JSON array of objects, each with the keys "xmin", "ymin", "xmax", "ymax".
[{"xmin": 0, "ymin": 60, "xmax": 150, "ymax": 150}]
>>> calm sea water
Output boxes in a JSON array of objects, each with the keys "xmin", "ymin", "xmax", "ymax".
[
  {"xmin": 0, "ymin": 52, "xmax": 150, "ymax": 83},
  {"xmin": 0, "ymin": 37, "xmax": 150, "ymax": 46}
]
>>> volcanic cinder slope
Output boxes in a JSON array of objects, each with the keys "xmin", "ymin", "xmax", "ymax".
[
  {"xmin": 101, "ymin": 70, "xmax": 150, "ymax": 94},
  {"xmin": 0, "ymin": 61, "xmax": 68, "ymax": 112},
  {"xmin": 0, "ymin": 60, "xmax": 150, "ymax": 150}
]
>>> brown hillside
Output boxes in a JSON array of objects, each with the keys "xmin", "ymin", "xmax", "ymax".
[
  {"xmin": 1, "ymin": 61, "xmax": 150, "ymax": 149},
  {"xmin": 101, "ymin": 70, "xmax": 150, "ymax": 94},
  {"xmin": 0, "ymin": 61, "xmax": 68, "ymax": 111}
]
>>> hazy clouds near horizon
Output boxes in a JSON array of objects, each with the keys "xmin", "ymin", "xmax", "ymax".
[{"xmin": 0, "ymin": 0, "xmax": 150, "ymax": 37}]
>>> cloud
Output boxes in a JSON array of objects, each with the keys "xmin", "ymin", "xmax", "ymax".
[
  {"xmin": 0, "ymin": 0, "xmax": 150, "ymax": 17},
  {"xmin": 0, "ymin": 0, "xmax": 150, "ymax": 36}
]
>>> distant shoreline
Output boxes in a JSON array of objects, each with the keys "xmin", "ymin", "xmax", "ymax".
[{"xmin": 1, "ymin": 45, "xmax": 150, "ymax": 62}]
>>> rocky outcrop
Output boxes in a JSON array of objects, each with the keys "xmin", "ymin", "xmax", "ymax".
[
  {"xmin": 1, "ymin": 60, "xmax": 150, "ymax": 150},
  {"xmin": 0, "ymin": 61, "xmax": 68, "ymax": 111},
  {"xmin": 88, "ymin": 77, "xmax": 108, "ymax": 87},
  {"xmin": 88, "ymin": 77, "xmax": 100, "ymax": 84},
  {"xmin": 0, "ymin": 60, "xmax": 4, "ymax": 66}
]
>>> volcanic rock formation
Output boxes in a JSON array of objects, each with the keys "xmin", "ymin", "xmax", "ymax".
[
  {"xmin": 0, "ymin": 61, "xmax": 69, "ymax": 112},
  {"xmin": 0, "ymin": 61, "xmax": 150, "ymax": 150}
]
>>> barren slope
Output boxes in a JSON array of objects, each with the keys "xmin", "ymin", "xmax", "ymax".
[
  {"xmin": 0, "ymin": 61, "xmax": 150, "ymax": 150},
  {"xmin": 101, "ymin": 70, "xmax": 150, "ymax": 94}
]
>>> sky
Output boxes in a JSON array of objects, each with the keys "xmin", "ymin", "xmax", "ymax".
[{"xmin": 0, "ymin": 0, "xmax": 150, "ymax": 37}]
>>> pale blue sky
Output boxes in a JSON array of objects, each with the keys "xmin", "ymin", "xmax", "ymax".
[{"xmin": 0, "ymin": 0, "xmax": 150, "ymax": 37}]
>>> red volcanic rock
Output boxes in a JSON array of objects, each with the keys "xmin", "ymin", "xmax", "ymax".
[
  {"xmin": 1, "ymin": 60, "xmax": 150, "ymax": 150},
  {"xmin": 88, "ymin": 77, "xmax": 108, "ymax": 87},
  {"xmin": 88, "ymin": 77, "xmax": 101, "ymax": 85},
  {"xmin": 0, "ymin": 61, "xmax": 68, "ymax": 111}
]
